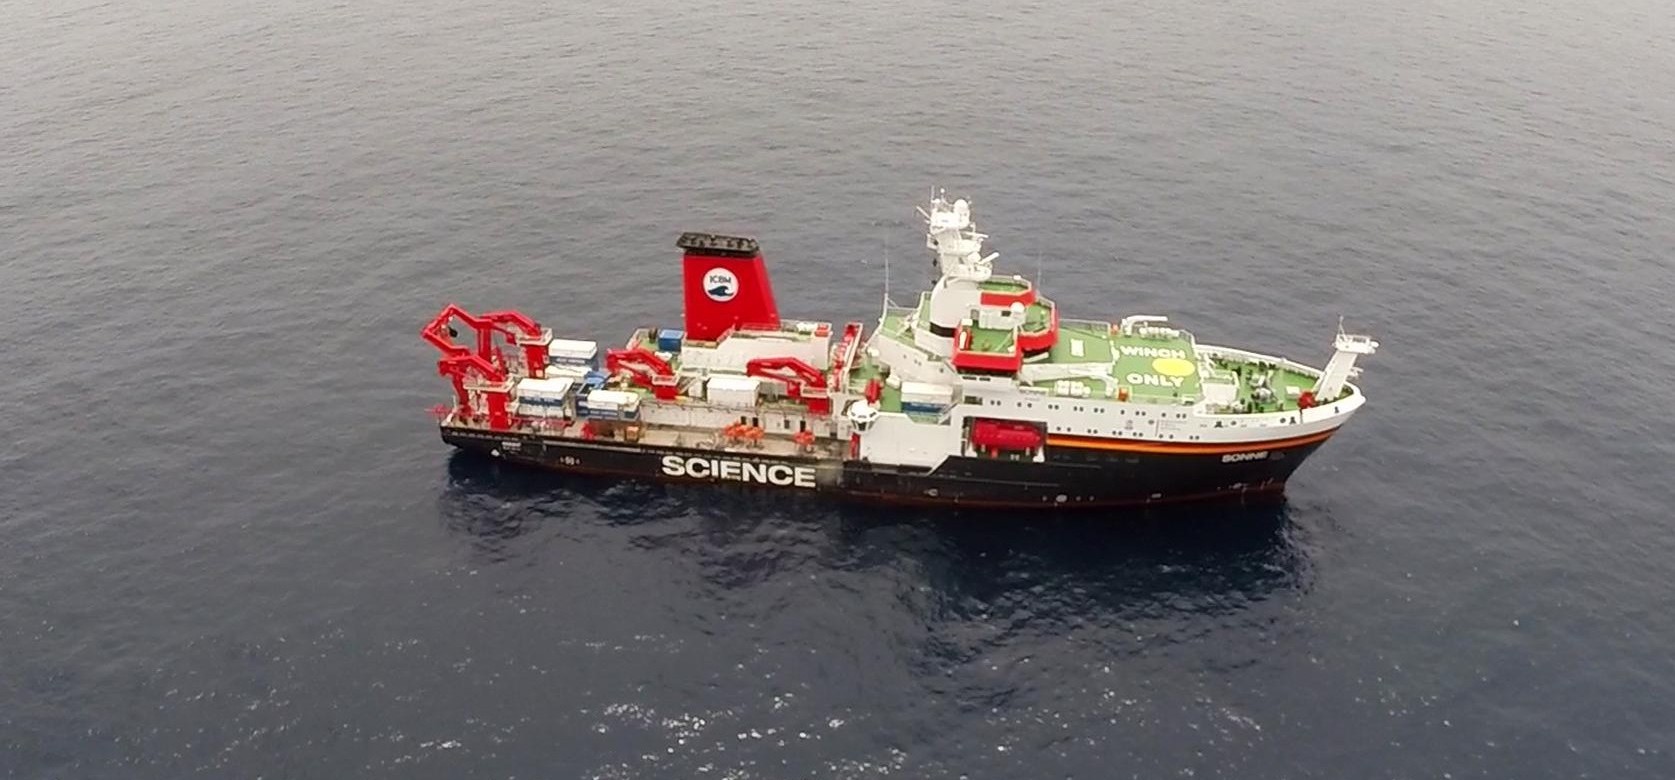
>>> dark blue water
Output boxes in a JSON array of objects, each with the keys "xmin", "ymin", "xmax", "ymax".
[{"xmin": 4, "ymin": 0, "xmax": 1674, "ymax": 777}]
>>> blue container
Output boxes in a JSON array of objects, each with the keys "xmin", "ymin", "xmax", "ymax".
[
  {"xmin": 901, "ymin": 401, "xmax": 947, "ymax": 415},
  {"xmin": 583, "ymin": 370, "xmax": 608, "ymax": 388},
  {"xmin": 656, "ymin": 329, "xmax": 685, "ymax": 352}
]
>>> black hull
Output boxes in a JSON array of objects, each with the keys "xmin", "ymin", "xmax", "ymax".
[{"xmin": 439, "ymin": 427, "xmax": 1329, "ymax": 509}]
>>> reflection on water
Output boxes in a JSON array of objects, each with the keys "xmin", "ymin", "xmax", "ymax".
[
  {"xmin": 832, "ymin": 502, "xmax": 1312, "ymax": 637},
  {"xmin": 437, "ymin": 450, "xmax": 1313, "ymax": 615}
]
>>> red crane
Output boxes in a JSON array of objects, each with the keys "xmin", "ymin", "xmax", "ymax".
[
  {"xmin": 421, "ymin": 304, "xmax": 550, "ymax": 430},
  {"xmin": 828, "ymin": 321, "xmax": 864, "ymax": 392},
  {"xmin": 434, "ymin": 353, "xmax": 513, "ymax": 430},
  {"xmin": 421, "ymin": 304, "xmax": 552, "ymax": 380},
  {"xmin": 746, "ymin": 356, "xmax": 831, "ymax": 415},
  {"xmin": 605, "ymin": 348, "xmax": 678, "ymax": 400}
]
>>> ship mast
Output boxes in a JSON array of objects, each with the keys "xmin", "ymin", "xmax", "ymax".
[
  {"xmin": 915, "ymin": 190, "xmax": 1000, "ymax": 356},
  {"xmin": 1314, "ymin": 321, "xmax": 1379, "ymax": 401},
  {"xmin": 919, "ymin": 190, "xmax": 997, "ymax": 284}
]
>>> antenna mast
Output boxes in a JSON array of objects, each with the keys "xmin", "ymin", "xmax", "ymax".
[{"xmin": 884, "ymin": 229, "xmax": 891, "ymax": 307}]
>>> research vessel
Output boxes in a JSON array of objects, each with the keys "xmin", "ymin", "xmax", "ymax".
[{"xmin": 422, "ymin": 193, "xmax": 1377, "ymax": 508}]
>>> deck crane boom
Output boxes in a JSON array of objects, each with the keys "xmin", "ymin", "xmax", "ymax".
[
  {"xmin": 605, "ymin": 348, "xmax": 679, "ymax": 399},
  {"xmin": 421, "ymin": 304, "xmax": 553, "ymax": 379},
  {"xmin": 746, "ymin": 356, "xmax": 832, "ymax": 415},
  {"xmin": 421, "ymin": 304, "xmax": 550, "ymax": 430},
  {"xmin": 434, "ymin": 353, "xmax": 513, "ymax": 430}
]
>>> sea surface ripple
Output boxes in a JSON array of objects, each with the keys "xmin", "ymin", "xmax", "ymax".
[{"xmin": 2, "ymin": 0, "xmax": 1673, "ymax": 777}]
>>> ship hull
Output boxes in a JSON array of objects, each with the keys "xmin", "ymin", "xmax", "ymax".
[{"xmin": 440, "ymin": 426, "xmax": 1330, "ymax": 509}]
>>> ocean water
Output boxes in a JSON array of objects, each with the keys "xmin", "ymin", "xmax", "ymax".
[{"xmin": 3, "ymin": 0, "xmax": 1673, "ymax": 776}]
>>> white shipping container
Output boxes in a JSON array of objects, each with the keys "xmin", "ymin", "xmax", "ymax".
[
  {"xmin": 705, "ymin": 375, "xmax": 761, "ymax": 408},
  {"xmin": 513, "ymin": 403, "xmax": 567, "ymax": 418},
  {"xmin": 545, "ymin": 364, "xmax": 590, "ymax": 379},
  {"xmin": 547, "ymin": 339, "xmax": 599, "ymax": 364},
  {"xmin": 583, "ymin": 389, "xmax": 641, "ymax": 412},
  {"xmin": 517, "ymin": 376, "xmax": 575, "ymax": 402},
  {"xmin": 899, "ymin": 381, "xmax": 955, "ymax": 406}
]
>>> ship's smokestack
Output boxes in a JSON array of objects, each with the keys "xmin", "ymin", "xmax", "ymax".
[{"xmin": 678, "ymin": 232, "xmax": 781, "ymax": 342}]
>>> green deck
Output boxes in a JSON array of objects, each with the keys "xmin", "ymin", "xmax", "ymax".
[
  {"xmin": 965, "ymin": 325, "xmax": 1015, "ymax": 354},
  {"xmin": 877, "ymin": 380, "xmax": 902, "ymax": 414},
  {"xmin": 1049, "ymin": 321, "xmax": 1115, "ymax": 364},
  {"xmin": 855, "ymin": 302, "xmax": 1325, "ymax": 414},
  {"xmin": 1213, "ymin": 358, "xmax": 1321, "ymax": 412},
  {"xmin": 880, "ymin": 309, "xmax": 910, "ymax": 338},
  {"xmin": 1106, "ymin": 331, "xmax": 1202, "ymax": 402},
  {"xmin": 1023, "ymin": 301, "xmax": 1051, "ymax": 331},
  {"xmin": 979, "ymin": 277, "xmax": 1031, "ymax": 293}
]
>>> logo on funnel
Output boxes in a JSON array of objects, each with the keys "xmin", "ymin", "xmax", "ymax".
[{"xmin": 704, "ymin": 268, "xmax": 738, "ymax": 302}]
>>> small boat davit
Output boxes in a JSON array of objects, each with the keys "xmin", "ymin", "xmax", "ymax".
[{"xmin": 421, "ymin": 192, "xmax": 1378, "ymax": 508}]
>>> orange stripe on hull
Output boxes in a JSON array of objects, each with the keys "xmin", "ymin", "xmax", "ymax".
[{"xmin": 1046, "ymin": 428, "xmax": 1338, "ymax": 455}]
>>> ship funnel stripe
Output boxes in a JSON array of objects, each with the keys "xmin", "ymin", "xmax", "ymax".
[{"xmin": 1047, "ymin": 428, "xmax": 1338, "ymax": 456}]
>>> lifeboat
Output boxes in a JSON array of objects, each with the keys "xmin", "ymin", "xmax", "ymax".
[{"xmin": 970, "ymin": 419, "xmax": 1043, "ymax": 451}]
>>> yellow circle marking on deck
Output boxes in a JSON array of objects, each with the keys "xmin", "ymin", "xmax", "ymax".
[{"xmin": 1152, "ymin": 357, "xmax": 1196, "ymax": 377}]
